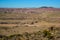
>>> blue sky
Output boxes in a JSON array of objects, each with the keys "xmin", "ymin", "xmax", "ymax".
[{"xmin": 0, "ymin": 0, "xmax": 60, "ymax": 8}]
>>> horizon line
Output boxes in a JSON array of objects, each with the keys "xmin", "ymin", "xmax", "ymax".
[{"xmin": 0, "ymin": 6, "xmax": 60, "ymax": 9}]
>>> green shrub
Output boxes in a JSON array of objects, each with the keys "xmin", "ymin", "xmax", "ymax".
[{"xmin": 43, "ymin": 30, "xmax": 51, "ymax": 37}]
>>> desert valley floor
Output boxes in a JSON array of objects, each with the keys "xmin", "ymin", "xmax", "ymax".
[{"xmin": 0, "ymin": 8, "xmax": 60, "ymax": 40}]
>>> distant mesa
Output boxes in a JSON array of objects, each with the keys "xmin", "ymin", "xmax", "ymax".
[{"xmin": 40, "ymin": 6, "xmax": 54, "ymax": 8}]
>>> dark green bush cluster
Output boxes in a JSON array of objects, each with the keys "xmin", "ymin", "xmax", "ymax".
[
  {"xmin": 43, "ymin": 30, "xmax": 54, "ymax": 40},
  {"xmin": 42, "ymin": 26, "xmax": 60, "ymax": 40},
  {"xmin": 0, "ymin": 34, "xmax": 23, "ymax": 40},
  {"xmin": 0, "ymin": 27, "xmax": 60, "ymax": 40},
  {"xmin": 0, "ymin": 31, "xmax": 42, "ymax": 40}
]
